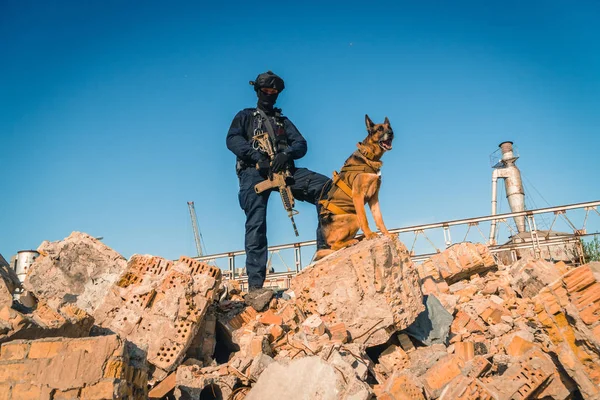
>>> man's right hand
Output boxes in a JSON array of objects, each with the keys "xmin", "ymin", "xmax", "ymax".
[{"xmin": 257, "ymin": 158, "xmax": 272, "ymax": 179}]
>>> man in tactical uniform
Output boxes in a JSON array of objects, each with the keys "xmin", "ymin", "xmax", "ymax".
[{"xmin": 226, "ymin": 71, "xmax": 331, "ymax": 310}]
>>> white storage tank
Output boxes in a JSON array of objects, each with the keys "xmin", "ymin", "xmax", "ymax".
[{"xmin": 15, "ymin": 250, "xmax": 39, "ymax": 284}]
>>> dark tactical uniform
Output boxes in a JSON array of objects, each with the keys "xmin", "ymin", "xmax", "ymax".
[{"xmin": 226, "ymin": 72, "xmax": 330, "ymax": 290}]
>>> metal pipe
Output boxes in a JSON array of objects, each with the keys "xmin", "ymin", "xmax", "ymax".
[
  {"xmin": 490, "ymin": 170, "xmax": 499, "ymax": 244},
  {"xmin": 495, "ymin": 166, "xmax": 526, "ymax": 232},
  {"xmin": 491, "ymin": 141, "xmax": 526, "ymax": 234},
  {"xmin": 500, "ymin": 142, "xmax": 525, "ymax": 232}
]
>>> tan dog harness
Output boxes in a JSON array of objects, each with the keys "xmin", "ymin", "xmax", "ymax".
[{"xmin": 319, "ymin": 151, "xmax": 381, "ymax": 215}]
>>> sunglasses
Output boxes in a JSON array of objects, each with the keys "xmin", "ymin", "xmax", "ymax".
[{"xmin": 260, "ymin": 88, "xmax": 279, "ymax": 95}]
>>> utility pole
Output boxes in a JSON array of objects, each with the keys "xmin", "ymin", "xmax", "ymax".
[{"xmin": 187, "ymin": 201, "xmax": 204, "ymax": 257}]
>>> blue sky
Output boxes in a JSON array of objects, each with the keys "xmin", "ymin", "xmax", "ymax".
[{"xmin": 1, "ymin": 1, "xmax": 599, "ymax": 265}]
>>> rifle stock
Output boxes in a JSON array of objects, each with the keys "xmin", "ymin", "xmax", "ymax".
[{"xmin": 254, "ymin": 173, "xmax": 288, "ymax": 194}]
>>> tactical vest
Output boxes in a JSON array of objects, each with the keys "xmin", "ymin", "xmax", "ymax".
[
  {"xmin": 250, "ymin": 109, "xmax": 289, "ymax": 151},
  {"xmin": 319, "ymin": 150, "xmax": 382, "ymax": 215},
  {"xmin": 236, "ymin": 109, "xmax": 291, "ymax": 174}
]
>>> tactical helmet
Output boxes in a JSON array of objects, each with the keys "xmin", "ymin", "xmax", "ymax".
[{"xmin": 250, "ymin": 71, "xmax": 285, "ymax": 92}]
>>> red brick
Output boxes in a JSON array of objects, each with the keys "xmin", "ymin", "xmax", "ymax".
[
  {"xmin": 258, "ymin": 309, "xmax": 283, "ymax": 326},
  {"xmin": 302, "ymin": 314, "xmax": 326, "ymax": 336},
  {"xmin": 0, "ymin": 342, "xmax": 29, "ymax": 360},
  {"xmin": 571, "ymin": 283, "xmax": 600, "ymax": 311},
  {"xmin": 79, "ymin": 379, "xmax": 118, "ymax": 399},
  {"xmin": 0, "ymin": 383, "xmax": 10, "ymax": 400},
  {"xmin": 462, "ymin": 355, "xmax": 492, "ymax": 378},
  {"xmin": 220, "ymin": 308, "xmax": 255, "ymax": 338},
  {"xmin": 397, "ymin": 333, "xmax": 415, "ymax": 352},
  {"xmin": 387, "ymin": 374, "xmax": 424, "ymax": 399},
  {"xmin": 422, "ymin": 355, "xmax": 465, "ymax": 397},
  {"xmin": 536, "ymin": 370, "xmax": 577, "ymax": 400},
  {"xmin": 487, "ymin": 349, "xmax": 554, "ymax": 399},
  {"xmin": 379, "ymin": 345, "xmax": 409, "ymax": 373},
  {"xmin": 28, "ymin": 340, "xmax": 64, "ymax": 359},
  {"xmin": 439, "ymin": 376, "xmax": 495, "ymax": 400},
  {"xmin": 506, "ymin": 336, "xmax": 535, "ymax": 358},
  {"xmin": 148, "ymin": 371, "xmax": 176, "ymax": 399},
  {"xmin": 11, "ymin": 383, "xmax": 41, "ymax": 400},
  {"xmin": 451, "ymin": 311, "xmax": 470, "ymax": 333},
  {"xmin": 249, "ymin": 336, "xmax": 267, "ymax": 357},
  {"xmin": 554, "ymin": 261, "xmax": 569, "ymax": 275},
  {"xmin": 268, "ymin": 324, "xmax": 284, "ymax": 342},
  {"xmin": 454, "ymin": 341, "xmax": 474, "ymax": 361},
  {"xmin": 479, "ymin": 306, "xmax": 503, "ymax": 325},
  {"xmin": 329, "ymin": 322, "xmax": 348, "ymax": 343},
  {"xmin": 52, "ymin": 388, "xmax": 81, "ymax": 399},
  {"xmin": 578, "ymin": 301, "xmax": 600, "ymax": 325},
  {"xmin": 421, "ymin": 276, "xmax": 439, "ymax": 295},
  {"xmin": 0, "ymin": 362, "xmax": 35, "ymax": 382},
  {"xmin": 64, "ymin": 338, "xmax": 97, "ymax": 354},
  {"xmin": 562, "ymin": 266, "xmax": 595, "ymax": 293},
  {"xmin": 277, "ymin": 303, "xmax": 304, "ymax": 327},
  {"xmin": 451, "ymin": 311, "xmax": 484, "ymax": 334}
]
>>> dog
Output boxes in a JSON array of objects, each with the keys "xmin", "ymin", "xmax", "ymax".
[{"xmin": 314, "ymin": 114, "xmax": 394, "ymax": 261}]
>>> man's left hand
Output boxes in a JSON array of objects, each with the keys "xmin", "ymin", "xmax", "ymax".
[{"xmin": 271, "ymin": 152, "xmax": 291, "ymax": 173}]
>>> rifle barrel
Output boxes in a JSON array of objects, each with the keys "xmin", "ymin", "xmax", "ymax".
[{"xmin": 290, "ymin": 214, "xmax": 299, "ymax": 236}]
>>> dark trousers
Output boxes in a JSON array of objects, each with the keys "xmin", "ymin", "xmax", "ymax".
[{"xmin": 237, "ymin": 167, "xmax": 331, "ymax": 289}]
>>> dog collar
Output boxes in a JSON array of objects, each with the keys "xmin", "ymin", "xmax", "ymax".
[
  {"xmin": 357, "ymin": 142, "xmax": 378, "ymax": 161},
  {"xmin": 351, "ymin": 147, "xmax": 383, "ymax": 173}
]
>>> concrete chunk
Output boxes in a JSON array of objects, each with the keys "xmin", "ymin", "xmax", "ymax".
[
  {"xmin": 246, "ymin": 355, "xmax": 371, "ymax": 400},
  {"xmin": 291, "ymin": 236, "xmax": 424, "ymax": 346},
  {"xmin": 0, "ymin": 261, "xmax": 20, "ymax": 310},
  {"xmin": 23, "ymin": 232, "xmax": 128, "ymax": 316}
]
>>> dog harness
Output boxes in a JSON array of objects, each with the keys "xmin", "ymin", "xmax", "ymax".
[{"xmin": 319, "ymin": 147, "xmax": 382, "ymax": 215}]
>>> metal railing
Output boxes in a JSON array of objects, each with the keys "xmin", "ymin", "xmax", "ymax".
[{"xmin": 195, "ymin": 200, "xmax": 600, "ymax": 287}]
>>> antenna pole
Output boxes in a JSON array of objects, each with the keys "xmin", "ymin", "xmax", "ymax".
[{"xmin": 187, "ymin": 201, "xmax": 204, "ymax": 257}]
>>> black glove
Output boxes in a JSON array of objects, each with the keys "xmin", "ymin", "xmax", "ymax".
[
  {"xmin": 271, "ymin": 152, "xmax": 291, "ymax": 173},
  {"xmin": 257, "ymin": 158, "xmax": 271, "ymax": 179}
]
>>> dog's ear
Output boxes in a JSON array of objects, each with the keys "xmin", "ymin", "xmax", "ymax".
[
  {"xmin": 365, "ymin": 114, "xmax": 375, "ymax": 132},
  {"xmin": 384, "ymin": 116, "xmax": 390, "ymax": 125}
]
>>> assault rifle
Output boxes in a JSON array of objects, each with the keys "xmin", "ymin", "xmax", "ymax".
[{"xmin": 252, "ymin": 131, "xmax": 299, "ymax": 236}]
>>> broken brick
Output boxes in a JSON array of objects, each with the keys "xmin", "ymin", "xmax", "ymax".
[
  {"xmin": 0, "ymin": 335, "xmax": 146, "ymax": 398},
  {"xmin": 454, "ymin": 341, "xmax": 475, "ymax": 361},
  {"xmin": 258, "ymin": 309, "xmax": 283, "ymax": 326},
  {"xmin": 301, "ymin": 314, "xmax": 326, "ymax": 336},
  {"xmin": 422, "ymin": 355, "xmax": 465, "ymax": 398},
  {"xmin": 506, "ymin": 335, "xmax": 535, "ymax": 358},
  {"xmin": 328, "ymin": 322, "xmax": 349, "ymax": 343},
  {"xmin": 439, "ymin": 375, "xmax": 496, "ymax": 400}
]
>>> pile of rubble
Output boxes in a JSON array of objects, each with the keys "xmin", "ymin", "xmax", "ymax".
[{"xmin": 0, "ymin": 231, "xmax": 599, "ymax": 399}]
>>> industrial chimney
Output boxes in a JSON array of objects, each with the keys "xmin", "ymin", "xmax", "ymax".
[{"xmin": 489, "ymin": 141, "xmax": 526, "ymax": 244}]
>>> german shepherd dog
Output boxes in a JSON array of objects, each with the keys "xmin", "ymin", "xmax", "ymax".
[{"xmin": 314, "ymin": 115, "xmax": 394, "ymax": 261}]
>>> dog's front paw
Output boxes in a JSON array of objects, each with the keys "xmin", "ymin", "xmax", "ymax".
[{"xmin": 364, "ymin": 232, "xmax": 379, "ymax": 240}]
